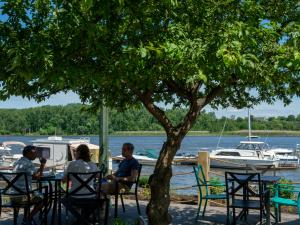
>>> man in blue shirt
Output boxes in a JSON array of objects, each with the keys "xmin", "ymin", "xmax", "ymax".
[{"xmin": 102, "ymin": 143, "xmax": 140, "ymax": 194}]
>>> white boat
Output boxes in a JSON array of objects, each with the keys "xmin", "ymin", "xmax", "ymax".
[
  {"xmin": 211, "ymin": 108, "xmax": 299, "ymax": 169},
  {"xmin": 0, "ymin": 144, "xmax": 12, "ymax": 166},
  {"xmin": 112, "ymin": 154, "xmax": 157, "ymax": 166},
  {"xmin": 210, "ymin": 141, "xmax": 279, "ymax": 169},
  {"xmin": 264, "ymin": 147, "xmax": 300, "ymax": 168},
  {"xmin": 112, "ymin": 149, "xmax": 197, "ymax": 166},
  {"xmin": 0, "ymin": 141, "xmax": 26, "ymax": 165},
  {"xmin": 172, "ymin": 153, "xmax": 197, "ymax": 165},
  {"xmin": 30, "ymin": 136, "xmax": 101, "ymax": 169}
]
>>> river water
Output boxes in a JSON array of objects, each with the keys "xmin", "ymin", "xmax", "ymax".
[{"xmin": 1, "ymin": 135, "xmax": 299, "ymax": 195}]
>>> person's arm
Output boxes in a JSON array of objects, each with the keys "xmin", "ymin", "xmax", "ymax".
[
  {"xmin": 106, "ymin": 171, "xmax": 117, "ymax": 180},
  {"xmin": 62, "ymin": 162, "xmax": 72, "ymax": 182},
  {"xmin": 115, "ymin": 169, "xmax": 138, "ymax": 183},
  {"xmin": 32, "ymin": 158, "xmax": 47, "ymax": 180}
]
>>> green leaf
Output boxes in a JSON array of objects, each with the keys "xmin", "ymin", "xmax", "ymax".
[{"xmin": 139, "ymin": 48, "xmax": 147, "ymax": 58}]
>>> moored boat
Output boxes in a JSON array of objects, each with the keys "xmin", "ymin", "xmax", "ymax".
[
  {"xmin": 30, "ymin": 136, "xmax": 100, "ymax": 168},
  {"xmin": 112, "ymin": 149, "xmax": 197, "ymax": 166},
  {"xmin": 210, "ymin": 141, "xmax": 279, "ymax": 169},
  {"xmin": 0, "ymin": 141, "xmax": 26, "ymax": 167},
  {"xmin": 264, "ymin": 147, "xmax": 300, "ymax": 168}
]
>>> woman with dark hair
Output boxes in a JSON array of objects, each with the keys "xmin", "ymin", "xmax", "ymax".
[
  {"xmin": 63, "ymin": 144, "xmax": 98, "ymax": 195},
  {"xmin": 61, "ymin": 144, "xmax": 101, "ymax": 222},
  {"xmin": 76, "ymin": 144, "xmax": 91, "ymax": 162}
]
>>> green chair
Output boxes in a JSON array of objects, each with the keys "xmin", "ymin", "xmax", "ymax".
[
  {"xmin": 271, "ymin": 183, "xmax": 300, "ymax": 224},
  {"xmin": 193, "ymin": 165, "xmax": 226, "ymax": 221}
]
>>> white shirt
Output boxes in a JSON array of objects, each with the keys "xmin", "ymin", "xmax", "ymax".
[
  {"xmin": 65, "ymin": 159, "xmax": 99, "ymax": 197},
  {"xmin": 12, "ymin": 157, "xmax": 36, "ymax": 192}
]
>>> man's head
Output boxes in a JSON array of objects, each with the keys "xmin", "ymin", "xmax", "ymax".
[
  {"xmin": 23, "ymin": 145, "xmax": 37, "ymax": 160},
  {"xmin": 122, "ymin": 143, "xmax": 134, "ymax": 158}
]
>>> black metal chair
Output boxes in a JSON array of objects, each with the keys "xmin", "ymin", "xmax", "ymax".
[
  {"xmin": 225, "ymin": 172, "xmax": 268, "ymax": 225},
  {"xmin": 0, "ymin": 172, "xmax": 48, "ymax": 225},
  {"xmin": 114, "ymin": 164, "xmax": 142, "ymax": 218},
  {"xmin": 62, "ymin": 171, "xmax": 109, "ymax": 225}
]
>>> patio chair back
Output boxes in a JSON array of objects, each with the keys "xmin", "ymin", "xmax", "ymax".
[
  {"xmin": 193, "ymin": 165, "xmax": 226, "ymax": 220},
  {"xmin": 0, "ymin": 172, "xmax": 47, "ymax": 225},
  {"xmin": 193, "ymin": 164, "xmax": 209, "ymax": 196},
  {"xmin": 271, "ymin": 183, "xmax": 300, "ymax": 222},
  {"xmin": 66, "ymin": 171, "xmax": 101, "ymax": 198},
  {"xmin": 115, "ymin": 164, "xmax": 142, "ymax": 218},
  {"xmin": 63, "ymin": 171, "xmax": 109, "ymax": 225},
  {"xmin": 225, "ymin": 172, "xmax": 265, "ymax": 225},
  {"xmin": 0, "ymin": 172, "xmax": 30, "ymax": 197}
]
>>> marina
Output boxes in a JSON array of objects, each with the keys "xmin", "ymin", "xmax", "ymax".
[{"xmin": 0, "ymin": 135, "xmax": 299, "ymax": 195}]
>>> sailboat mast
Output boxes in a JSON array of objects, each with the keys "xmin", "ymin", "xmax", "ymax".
[{"xmin": 248, "ymin": 108, "xmax": 251, "ymax": 141}]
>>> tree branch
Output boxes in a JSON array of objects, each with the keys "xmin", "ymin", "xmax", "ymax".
[
  {"xmin": 202, "ymin": 74, "xmax": 238, "ymax": 108},
  {"xmin": 126, "ymin": 83, "xmax": 174, "ymax": 132},
  {"xmin": 164, "ymin": 80, "xmax": 193, "ymax": 102},
  {"xmin": 276, "ymin": 19, "xmax": 293, "ymax": 34},
  {"xmin": 177, "ymin": 84, "xmax": 227, "ymax": 137},
  {"xmin": 203, "ymin": 85, "xmax": 225, "ymax": 107}
]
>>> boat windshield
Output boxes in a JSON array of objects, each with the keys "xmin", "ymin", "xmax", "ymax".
[{"xmin": 236, "ymin": 143, "xmax": 268, "ymax": 150}]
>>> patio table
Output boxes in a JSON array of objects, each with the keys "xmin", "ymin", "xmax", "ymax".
[
  {"xmin": 227, "ymin": 174, "xmax": 281, "ymax": 225},
  {"xmin": 39, "ymin": 173, "xmax": 64, "ymax": 225}
]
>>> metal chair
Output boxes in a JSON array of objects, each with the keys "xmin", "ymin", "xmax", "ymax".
[
  {"xmin": 114, "ymin": 164, "xmax": 142, "ymax": 218},
  {"xmin": 62, "ymin": 171, "xmax": 109, "ymax": 225},
  {"xmin": 193, "ymin": 165, "xmax": 226, "ymax": 220},
  {"xmin": 225, "ymin": 172, "xmax": 268, "ymax": 225},
  {"xmin": 0, "ymin": 172, "xmax": 48, "ymax": 225},
  {"xmin": 271, "ymin": 183, "xmax": 300, "ymax": 223}
]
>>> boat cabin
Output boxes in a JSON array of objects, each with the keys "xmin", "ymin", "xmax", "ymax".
[{"xmin": 31, "ymin": 136, "xmax": 100, "ymax": 168}]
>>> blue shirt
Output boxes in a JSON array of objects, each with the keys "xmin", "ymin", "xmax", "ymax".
[{"xmin": 116, "ymin": 158, "xmax": 139, "ymax": 178}]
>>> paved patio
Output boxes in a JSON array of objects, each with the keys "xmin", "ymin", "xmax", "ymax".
[{"xmin": 0, "ymin": 199, "xmax": 299, "ymax": 224}]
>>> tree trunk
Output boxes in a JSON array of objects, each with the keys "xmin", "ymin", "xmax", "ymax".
[{"xmin": 147, "ymin": 135, "xmax": 182, "ymax": 225}]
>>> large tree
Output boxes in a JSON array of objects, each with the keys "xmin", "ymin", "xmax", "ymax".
[{"xmin": 1, "ymin": 1, "xmax": 299, "ymax": 224}]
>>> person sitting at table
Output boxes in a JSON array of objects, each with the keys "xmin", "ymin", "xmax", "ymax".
[
  {"xmin": 102, "ymin": 142, "xmax": 140, "ymax": 194},
  {"xmin": 12, "ymin": 145, "xmax": 47, "ymax": 225},
  {"xmin": 61, "ymin": 144, "xmax": 100, "ymax": 223},
  {"xmin": 62, "ymin": 144, "xmax": 99, "ymax": 191}
]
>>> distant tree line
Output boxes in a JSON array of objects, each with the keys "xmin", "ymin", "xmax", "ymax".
[{"xmin": 0, "ymin": 104, "xmax": 299, "ymax": 135}]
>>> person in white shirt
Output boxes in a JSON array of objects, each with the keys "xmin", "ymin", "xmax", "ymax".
[
  {"xmin": 12, "ymin": 145, "xmax": 47, "ymax": 225},
  {"xmin": 63, "ymin": 144, "xmax": 98, "ymax": 196},
  {"xmin": 61, "ymin": 144, "xmax": 100, "ymax": 223}
]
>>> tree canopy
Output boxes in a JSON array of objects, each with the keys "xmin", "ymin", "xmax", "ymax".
[
  {"xmin": 1, "ymin": 1, "xmax": 299, "ymax": 224},
  {"xmin": 1, "ymin": 1, "xmax": 299, "ymax": 113}
]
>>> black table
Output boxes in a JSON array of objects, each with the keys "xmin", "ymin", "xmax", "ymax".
[
  {"xmin": 39, "ymin": 174, "xmax": 64, "ymax": 225},
  {"xmin": 260, "ymin": 176, "xmax": 281, "ymax": 225},
  {"xmin": 227, "ymin": 174, "xmax": 281, "ymax": 225},
  {"xmin": 231, "ymin": 174, "xmax": 281, "ymax": 184}
]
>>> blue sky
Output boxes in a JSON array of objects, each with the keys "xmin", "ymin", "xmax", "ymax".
[{"xmin": 0, "ymin": 92, "xmax": 299, "ymax": 118}]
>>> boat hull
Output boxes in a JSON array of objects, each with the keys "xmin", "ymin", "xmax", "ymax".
[
  {"xmin": 112, "ymin": 155, "xmax": 198, "ymax": 166},
  {"xmin": 210, "ymin": 157, "xmax": 279, "ymax": 170}
]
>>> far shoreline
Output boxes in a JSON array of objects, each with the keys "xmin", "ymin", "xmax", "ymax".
[{"xmin": 1, "ymin": 130, "xmax": 300, "ymax": 137}]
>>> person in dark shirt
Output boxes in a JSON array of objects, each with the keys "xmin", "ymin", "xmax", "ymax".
[{"xmin": 102, "ymin": 143, "xmax": 140, "ymax": 194}]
